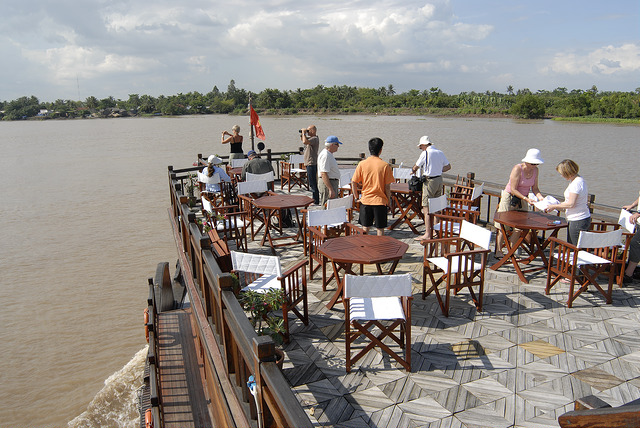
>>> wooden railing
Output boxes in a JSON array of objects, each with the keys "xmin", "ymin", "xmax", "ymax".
[{"xmin": 166, "ymin": 165, "xmax": 313, "ymax": 428}]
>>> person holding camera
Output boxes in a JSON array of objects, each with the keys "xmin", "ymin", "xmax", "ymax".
[
  {"xmin": 412, "ymin": 136, "xmax": 451, "ymax": 241},
  {"xmin": 301, "ymin": 125, "xmax": 320, "ymax": 205},
  {"xmin": 221, "ymin": 125, "xmax": 244, "ymax": 161},
  {"xmin": 494, "ymin": 148, "xmax": 545, "ymax": 257}
]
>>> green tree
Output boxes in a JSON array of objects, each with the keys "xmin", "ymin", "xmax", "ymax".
[{"xmin": 510, "ymin": 94, "xmax": 546, "ymax": 119}]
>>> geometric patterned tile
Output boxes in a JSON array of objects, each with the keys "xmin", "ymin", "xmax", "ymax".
[
  {"xmin": 461, "ymin": 376, "xmax": 513, "ymax": 403},
  {"xmin": 571, "ymin": 366, "xmax": 625, "ymax": 392},
  {"xmin": 519, "ymin": 339, "xmax": 565, "ymax": 359}
]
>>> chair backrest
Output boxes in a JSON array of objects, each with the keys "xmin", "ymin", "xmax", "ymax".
[
  {"xmin": 237, "ymin": 180, "xmax": 268, "ymax": 195},
  {"xmin": 339, "ymin": 169, "xmax": 355, "ymax": 188},
  {"xmin": 344, "ymin": 273, "xmax": 412, "ymax": 298},
  {"xmin": 393, "ymin": 167, "xmax": 413, "ymax": 181},
  {"xmin": 471, "ymin": 182, "xmax": 484, "ymax": 201},
  {"xmin": 308, "ymin": 206, "xmax": 347, "ymax": 227},
  {"xmin": 460, "ymin": 220, "xmax": 492, "ymax": 250},
  {"xmin": 618, "ymin": 209, "xmax": 637, "ymax": 233},
  {"xmin": 428, "ymin": 195, "xmax": 448, "ymax": 213},
  {"xmin": 289, "ymin": 154, "xmax": 304, "ymax": 166},
  {"xmin": 230, "ymin": 250, "xmax": 282, "ymax": 276},
  {"xmin": 231, "ymin": 158, "xmax": 248, "ymax": 168},
  {"xmin": 246, "ymin": 171, "xmax": 275, "ymax": 182},
  {"xmin": 198, "ymin": 172, "xmax": 220, "ymax": 185},
  {"xmin": 577, "ymin": 229, "xmax": 623, "ymax": 249},
  {"xmin": 326, "ymin": 195, "xmax": 354, "ymax": 210}
]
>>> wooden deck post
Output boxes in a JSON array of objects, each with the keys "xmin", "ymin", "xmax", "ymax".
[{"xmin": 253, "ymin": 336, "xmax": 276, "ymax": 428}]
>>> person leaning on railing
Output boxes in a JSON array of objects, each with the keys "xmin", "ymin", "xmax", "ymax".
[
  {"xmin": 411, "ymin": 135, "xmax": 451, "ymax": 241},
  {"xmin": 622, "ymin": 193, "xmax": 640, "ymax": 284}
]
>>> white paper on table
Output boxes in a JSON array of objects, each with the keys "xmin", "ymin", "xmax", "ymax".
[
  {"xmin": 618, "ymin": 209, "xmax": 637, "ymax": 233},
  {"xmin": 528, "ymin": 193, "xmax": 559, "ymax": 211}
]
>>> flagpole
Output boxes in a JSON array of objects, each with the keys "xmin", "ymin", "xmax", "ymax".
[{"xmin": 249, "ymin": 95, "xmax": 255, "ymax": 151}]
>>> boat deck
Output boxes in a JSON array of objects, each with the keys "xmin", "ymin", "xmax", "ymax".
[
  {"xmin": 156, "ymin": 308, "xmax": 213, "ymax": 428},
  {"xmin": 236, "ymin": 192, "xmax": 640, "ymax": 428}
]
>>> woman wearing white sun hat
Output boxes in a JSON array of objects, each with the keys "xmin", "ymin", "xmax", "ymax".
[{"xmin": 494, "ymin": 148, "xmax": 545, "ymax": 257}]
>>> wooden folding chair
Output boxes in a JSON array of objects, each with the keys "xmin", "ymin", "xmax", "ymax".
[
  {"xmin": 204, "ymin": 205, "xmax": 248, "ymax": 252},
  {"xmin": 422, "ymin": 220, "xmax": 492, "ymax": 316},
  {"xmin": 338, "ymin": 169, "xmax": 356, "ymax": 198},
  {"xmin": 237, "ymin": 180, "xmax": 270, "ymax": 241},
  {"xmin": 546, "ymin": 229, "xmax": 623, "ymax": 308},
  {"xmin": 344, "ymin": 273, "xmax": 413, "ymax": 372},
  {"xmin": 325, "ymin": 194, "xmax": 354, "ymax": 221},
  {"xmin": 307, "ymin": 206, "xmax": 350, "ymax": 290},
  {"xmin": 393, "ymin": 167, "xmax": 414, "ymax": 183},
  {"xmin": 198, "ymin": 171, "xmax": 222, "ymax": 210},
  {"xmin": 448, "ymin": 182, "xmax": 484, "ymax": 211},
  {"xmin": 245, "ymin": 171, "xmax": 275, "ymax": 191},
  {"xmin": 231, "ymin": 251, "xmax": 309, "ymax": 343},
  {"xmin": 280, "ymin": 154, "xmax": 307, "ymax": 191}
]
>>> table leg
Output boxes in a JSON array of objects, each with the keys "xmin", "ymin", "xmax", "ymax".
[
  {"xmin": 326, "ymin": 261, "xmax": 354, "ymax": 310},
  {"xmin": 490, "ymin": 225, "xmax": 531, "ymax": 284}
]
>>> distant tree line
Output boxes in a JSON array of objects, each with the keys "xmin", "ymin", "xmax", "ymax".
[{"xmin": 1, "ymin": 80, "xmax": 638, "ymax": 121}]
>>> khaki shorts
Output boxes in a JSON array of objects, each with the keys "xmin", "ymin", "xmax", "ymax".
[
  {"xmin": 421, "ymin": 176, "xmax": 443, "ymax": 207},
  {"xmin": 494, "ymin": 190, "xmax": 528, "ymax": 229}
]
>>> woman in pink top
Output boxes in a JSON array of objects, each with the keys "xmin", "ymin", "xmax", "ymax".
[{"xmin": 495, "ymin": 148, "xmax": 545, "ymax": 256}]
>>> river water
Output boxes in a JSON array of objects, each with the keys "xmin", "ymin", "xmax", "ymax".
[{"xmin": 0, "ymin": 115, "xmax": 637, "ymax": 427}]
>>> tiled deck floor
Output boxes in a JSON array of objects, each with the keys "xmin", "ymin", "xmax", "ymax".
[{"xmin": 241, "ymin": 195, "xmax": 640, "ymax": 428}]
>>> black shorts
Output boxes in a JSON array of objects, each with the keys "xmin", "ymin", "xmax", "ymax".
[{"xmin": 359, "ymin": 204, "xmax": 388, "ymax": 229}]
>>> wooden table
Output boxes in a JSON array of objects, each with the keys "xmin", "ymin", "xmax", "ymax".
[
  {"xmin": 318, "ymin": 235, "xmax": 409, "ymax": 309},
  {"xmin": 491, "ymin": 211, "xmax": 568, "ymax": 284},
  {"xmin": 252, "ymin": 194, "xmax": 314, "ymax": 250},
  {"xmin": 228, "ymin": 166, "xmax": 243, "ymax": 183},
  {"xmin": 388, "ymin": 182, "xmax": 424, "ymax": 234}
]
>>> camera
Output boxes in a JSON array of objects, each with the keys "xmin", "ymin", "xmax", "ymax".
[{"xmin": 298, "ymin": 129, "xmax": 304, "ymax": 134}]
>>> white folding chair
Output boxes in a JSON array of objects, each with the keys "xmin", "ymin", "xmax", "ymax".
[
  {"xmin": 546, "ymin": 229, "xmax": 623, "ymax": 307},
  {"xmin": 307, "ymin": 207, "xmax": 351, "ymax": 289},
  {"xmin": 338, "ymin": 169, "xmax": 356, "ymax": 198},
  {"xmin": 198, "ymin": 172, "xmax": 221, "ymax": 211},
  {"xmin": 422, "ymin": 220, "xmax": 492, "ymax": 316},
  {"xmin": 393, "ymin": 167, "xmax": 414, "ymax": 182},
  {"xmin": 246, "ymin": 171, "xmax": 275, "ymax": 182},
  {"xmin": 326, "ymin": 194, "xmax": 354, "ymax": 221},
  {"xmin": 344, "ymin": 273, "xmax": 412, "ymax": 372},
  {"xmin": 237, "ymin": 180, "xmax": 270, "ymax": 240},
  {"xmin": 231, "ymin": 158, "xmax": 248, "ymax": 168},
  {"xmin": 231, "ymin": 251, "xmax": 308, "ymax": 343}
]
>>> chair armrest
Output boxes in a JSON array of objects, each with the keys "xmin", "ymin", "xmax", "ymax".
[
  {"xmin": 308, "ymin": 225, "xmax": 328, "ymax": 240},
  {"xmin": 444, "ymin": 248, "xmax": 490, "ymax": 258},
  {"xmin": 547, "ymin": 236, "xmax": 579, "ymax": 252},
  {"xmin": 345, "ymin": 223, "xmax": 366, "ymax": 235},
  {"xmin": 280, "ymin": 259, "xmax": 309, "ymax": 278}
]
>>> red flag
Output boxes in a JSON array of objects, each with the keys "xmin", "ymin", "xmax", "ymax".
[{"xmin": 250, "ymin": 106, "xmax": 266, "ymax": 140}]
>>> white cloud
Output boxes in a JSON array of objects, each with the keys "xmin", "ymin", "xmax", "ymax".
[{"xmin": 543, "ymin": 43, "xmax": 640, "ymax": 75}]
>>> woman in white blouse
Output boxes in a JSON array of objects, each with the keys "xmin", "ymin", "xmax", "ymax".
[{"xmin": 545, "ymin": 159, "xmax": 591, "ymax": 245}]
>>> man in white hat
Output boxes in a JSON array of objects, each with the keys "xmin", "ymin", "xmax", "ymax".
[
  {"xmin": 317, "ymin": 135, "xmax": 343, "ymax": 207},
  {"xmin": 412, "ymin": 136, "xmax": 451, "ymax": 240}
]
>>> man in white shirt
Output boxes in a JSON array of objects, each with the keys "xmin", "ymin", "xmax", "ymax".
[
  {"xmin": 412, "ymin": 135, "xmax": 451, "ymax": 240},
  {"xmin": 317, "ymin": 135, "xmax": 342, "ymax": 207}
]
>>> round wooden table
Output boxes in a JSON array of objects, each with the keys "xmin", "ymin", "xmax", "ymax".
[
  {"xmin": 252, "ymin": 194, "xmax": 314, "ymax": 249},
  {"xmin": 491, "ymin": 210, "xmax": 568, "ymax": 283},
  {"xmin": 318, "ymin": 234, "xmax": 409, "ymax": 309}
]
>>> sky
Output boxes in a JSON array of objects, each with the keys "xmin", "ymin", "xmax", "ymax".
[{"xmin": 1, "ymin": 0, "xmax": 639, "ymax": 102}]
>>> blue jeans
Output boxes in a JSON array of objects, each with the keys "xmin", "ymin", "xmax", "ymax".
[{"xmin": 306, "ymin": 165, "xmax": 319, "ymax": 204}]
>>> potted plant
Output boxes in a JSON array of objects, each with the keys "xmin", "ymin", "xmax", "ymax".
[
  {"xmin": 185, "ymin": 173, "xmax": 198, "ymax": 207},
  {"xmin": 239, "ymin": 288, "xmax": 286, "ymax": 366}
]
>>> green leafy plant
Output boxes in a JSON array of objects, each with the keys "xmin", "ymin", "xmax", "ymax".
[
  {"xmin": 239, "ymin": 288, "xmax": 286, "ymax": 345},
  {"xmin": 185, "ymin": 173, "xmax": 197, "ymax": 196}
]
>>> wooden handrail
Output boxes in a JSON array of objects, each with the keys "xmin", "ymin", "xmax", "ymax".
[{"xmin": 167, "ymin": 175, "xmax": 313, "ymax": 428}]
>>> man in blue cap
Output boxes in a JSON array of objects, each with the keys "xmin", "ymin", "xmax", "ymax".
[
  {"xmin": 241, "ymin": 149, "xmax": 274, "ymax": 183},
  {"xmin": 317, "ymin": 135, "xmax": 342, "ymax": 207}
]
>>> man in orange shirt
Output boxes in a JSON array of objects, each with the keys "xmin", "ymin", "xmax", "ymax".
[{"xmin": 351, "ymin": 137, "xmax": 395, "ymax": 236}]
